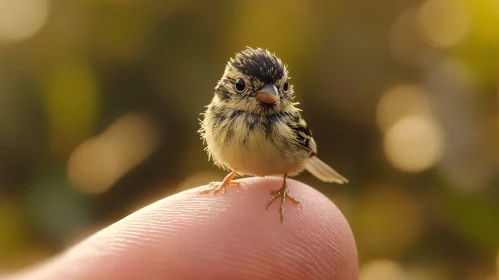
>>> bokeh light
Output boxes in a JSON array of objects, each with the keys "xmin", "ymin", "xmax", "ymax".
[
  {"xmin": 67, "ymin": 114, "xmax": 161, "ymax": 194},
  {"xmin": 359, "ymin": 259, "xmax": 409, "ymax": 280},
  {"xmin": 417, "ymin": 0, "xmax": 470, "ymax": 48},
  {"xmin": 0, "ymin": 0, "xmax": 50, "ymax": 42},
  {"xmin": 376, "ymin": 84, "xmax": 433, "ymax": 133},
  {"xmin": 384, "ymin": 116, "xmax": 444, "ymax": 172}
]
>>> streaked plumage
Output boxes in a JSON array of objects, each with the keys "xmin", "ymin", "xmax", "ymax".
[{"xmin": 199, "ymin": 47, "xmax": 348, "ymax": 222}]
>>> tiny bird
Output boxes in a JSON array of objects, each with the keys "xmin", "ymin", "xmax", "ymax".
[{"xmin": 199, "ymin": 47, "xmax": 348, "ymax": 222}]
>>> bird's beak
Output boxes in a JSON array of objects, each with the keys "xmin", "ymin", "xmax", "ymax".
[{"xmin": 254, "ymin": 84, "xmax": 279, "ymax": 104}]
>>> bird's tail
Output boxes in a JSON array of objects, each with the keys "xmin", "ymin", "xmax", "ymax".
[{"xmin": 305, "ymin": 156, "xmax": 349, "ymax": 184}]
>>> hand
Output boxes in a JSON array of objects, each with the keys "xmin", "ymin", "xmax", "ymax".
[{"xmin": 5, "ymin": 178, "xmax": 358, "ymax": 280}]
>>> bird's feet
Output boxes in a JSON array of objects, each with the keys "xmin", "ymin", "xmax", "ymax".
[
  {"xmin": 199, "ymin": 180, "xmax": 243, "ymax": 195},
  {"xmin": 199, "ymin": 170, "xmax": 243, "ymax": 195},
  {"xmin": 266, "ymin": 175, "xmax": 302, "ymax": 223}
]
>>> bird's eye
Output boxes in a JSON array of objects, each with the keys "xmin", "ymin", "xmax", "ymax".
[
  {"xmin": 235, "ymin": 78, "xmax": 246, "ymax": 93},
  {"xmin": 283, "ymin": 81, "xmax": 289, "ymax": 93}
]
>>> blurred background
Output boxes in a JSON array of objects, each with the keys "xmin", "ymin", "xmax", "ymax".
[{"xmin": 0, "ymin": 0, "xmax": 498, "ymax": 279}]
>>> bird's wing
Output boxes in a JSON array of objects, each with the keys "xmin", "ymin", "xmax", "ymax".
[
  {"xmin": 288, "ymin": 112, "xmax": 348, "ymax": 184},
  {"xmin": 288, "ymin": 112, "xmax": 317, "ymax": 156}
]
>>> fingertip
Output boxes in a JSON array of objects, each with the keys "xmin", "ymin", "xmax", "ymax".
[{"xmin": 12, "ymin": 177, "xmax": 358, "ymax": 280}]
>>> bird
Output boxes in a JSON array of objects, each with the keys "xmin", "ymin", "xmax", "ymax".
[{"xmin": 199, "ymin": 47, "xmax": 348, "ymax": 222}]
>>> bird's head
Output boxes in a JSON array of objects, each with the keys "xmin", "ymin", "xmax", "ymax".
[{"xmin": 214, "ymin": 47, "xmax": 295, "ymax": 114}]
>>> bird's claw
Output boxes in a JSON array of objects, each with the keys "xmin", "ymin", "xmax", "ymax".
[
  {"xmin": 266, "ymin": 182, "xmax": 302, "ymax": 223},
  {"xmin": 199, "ymin": 179, "xmax": 242, "ymax": 195}
]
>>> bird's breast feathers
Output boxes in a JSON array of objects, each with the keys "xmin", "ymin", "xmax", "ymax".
[{"xmin": 202, "ymin": 103, "xmax": 312, "ymax": 176}]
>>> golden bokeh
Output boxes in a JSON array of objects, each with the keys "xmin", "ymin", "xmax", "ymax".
[
  {"xmin": 67, "ymin": 114, "xmax": 161, "ymax": 194},
  {"xmin": 376, "ymin": 84, "xmax": 433, "ymax": 133},
  {"xmin": 0, "ymin": 0, "xmax": 50, "ymax": 42},
  {"xmin": 359, "ymin": 259, "xmax": 409, "ymax": 280},
  {"xmin": 417, "ymin": 0, "xmax": 470, "ymax": 48},
  {"xmin": 384, "ymin": 116, "xmax": 444, "ymax": 172}
]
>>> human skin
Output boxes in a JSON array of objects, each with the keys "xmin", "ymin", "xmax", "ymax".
[{"xmin": 5, "ymin": 178, "xmax": 358, "ymax": 280}]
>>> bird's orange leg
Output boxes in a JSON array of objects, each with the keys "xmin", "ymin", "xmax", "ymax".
[
  {"xmin": 199, "ymin": 170, "xmax": 243, "ymax": 195},
  {"xmin": 266, "ymin": 174, "xmax": 302, "ymax": 223}
]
